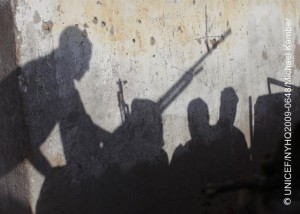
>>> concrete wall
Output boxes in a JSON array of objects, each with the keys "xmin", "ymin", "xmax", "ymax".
[
  {"xmin": 0, "ymin": 0, "xmax": 31, "ymax": 213},
  {"xmin": 1, "ymin": 0, "xmax": 300, "ymax": 213}
]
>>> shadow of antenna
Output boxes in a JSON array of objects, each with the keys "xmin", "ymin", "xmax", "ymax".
[
  {"xmin": 157, "ymin": 28, "xmax": 232, "ymax": 113},
  {"xmin": 249, "ymin": 96, "xmax": 253, "ymax": 149}
]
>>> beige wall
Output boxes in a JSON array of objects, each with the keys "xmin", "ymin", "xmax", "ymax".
[{"xmin": 12, "ymin": 0, "xmax": 300, "ymax": 211}]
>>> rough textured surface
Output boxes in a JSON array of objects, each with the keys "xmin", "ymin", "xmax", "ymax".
[
  {"xmin": 0, "ymin": 0, "xmax": 31, "ymax": 213},
  {"xmin": 1, "ymin": 0, "xmax": 300, "ymax": 213}
]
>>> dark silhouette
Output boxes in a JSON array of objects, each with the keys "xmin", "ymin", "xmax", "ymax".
[
  {"xmin": 0, "ymin": 1, "xmax": 31, "ymax": 213},
  {"xmin": 243, "ymin": 78, "xmax": 300, "ymax": 213},
  {"xmin": 21, "ymin": 27, "xmax": 254, "ymax": 214},
  {"xmin": 91, "ymin": 99, "xmax": 169, "ymax": 213},
  {"xmin": 5, "ymin": 23, "xmax": 289, "ymax": 213},
  {"xmin": 212, "ymin": 87, "xmax": 252, "ymax": 180},
  {"xmin": 86, "ymin": 29, "xmax": 232, "ymax": 214},
  {"xmin": 199, "ymin": 84, "xmax": 300, "ymax": 214},
  {"xmin": 169, "ymin": 88, "xmax": 253, "ymax": 213},
  {"xmin": 16, "ymin": 26, "xmax": 110, "ymax": 213},
  {"xmin": 2, "ymin": 1, "xmax": 300, "ymax": 210},
  {"xmin": 169, "ymin": 98, "xmax": 214, "ymax": 213},
  {"xmin": 251, "ymin": 78, "xmax": 300, "ymax": 174}
]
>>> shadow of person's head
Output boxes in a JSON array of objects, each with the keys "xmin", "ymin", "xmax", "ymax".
[
  {"xmin": 219, "ymin": 87, "xmax": 238, "ymax": 126},
  {"xmin": 129, "ymin": 99, "xmax": 163, "ymax": 147},
  {"xmin": 56, "ymin": 26, "xmax": 92, "ymax": 81},
  {"xmin": 188, "ymin": 98, "xmax": 209, "ymax": 141}
]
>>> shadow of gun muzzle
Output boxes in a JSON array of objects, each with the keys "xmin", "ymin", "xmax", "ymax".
[{"xmin": 157, "ymin": 28, "xmax": 232, "ymax": 113}]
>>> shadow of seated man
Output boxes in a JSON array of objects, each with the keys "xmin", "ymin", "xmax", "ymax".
[
  {"xmin": 169, "ymin": 89, "xmax": 253, "ymax": 213},
  {"xmin": 169, "ymin": 98, "xmax": 213, "ymax": 213},
  {"xmin": 211, "ymin": 87, "xmax": 253, "ymax": 181},
  {"xmin": 93, "ymin": 99, "xmax": 169, "ymax": 213}
]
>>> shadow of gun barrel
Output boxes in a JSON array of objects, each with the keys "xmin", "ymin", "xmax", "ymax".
[{"xmin": 157, "ymin": 28, "xmax": 231, "ymax": 113}]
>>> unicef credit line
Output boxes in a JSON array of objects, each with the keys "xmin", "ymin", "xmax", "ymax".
[{"xmin": 283, "ymin": 17, "xmax": 292, "ymax": 206}]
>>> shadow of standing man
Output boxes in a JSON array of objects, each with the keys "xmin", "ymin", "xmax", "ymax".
[{"xmin": 18, "ymin": 26, "xmax": 110, "ymax": 214}]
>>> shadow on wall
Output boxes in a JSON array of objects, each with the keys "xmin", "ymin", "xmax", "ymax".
[
  {"xmin": 0, "ymin": 1, "xmax": 31, "ymax": 213},
  {"xmin": 169, "ymin": 88, "xmax": 252, "ymax": 213},
  {"xmin": 1, "ymin": 23, "xmax": 300, "ymax": 214},
  {"xmin": 252, "ymin": 78, "xmax": 300, "ymax": 174}
]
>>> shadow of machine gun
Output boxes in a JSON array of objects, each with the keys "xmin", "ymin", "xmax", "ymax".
[
  {"xmin": 117, "ymin": 28, "xmax": 232, "ymax": 121},
  {"xmin": 157, "ymin": 28, "xmax": 231, "ymax": 113}
]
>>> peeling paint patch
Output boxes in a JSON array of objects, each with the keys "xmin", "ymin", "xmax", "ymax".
[{"xmin": 42, "ymin": 20, "xmax": 53, "ymax": 32}]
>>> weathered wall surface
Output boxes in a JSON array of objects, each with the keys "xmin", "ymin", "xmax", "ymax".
[
  {"xmin": 1, "ymin": 0, "xmax": 299, "ymax": 213},
  {"xmin": 0, "ymin": 0, "xmax": 31, "ymax": 213}
]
